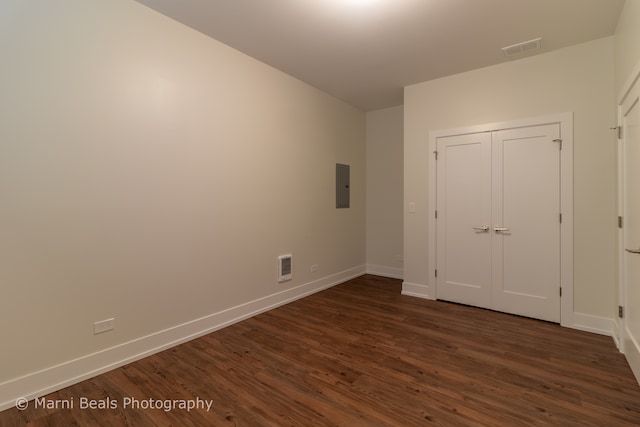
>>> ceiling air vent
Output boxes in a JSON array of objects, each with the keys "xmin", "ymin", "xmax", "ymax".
[{"xmin": 502, "ymin": 37, "xmax": 542, "ymax": 58}]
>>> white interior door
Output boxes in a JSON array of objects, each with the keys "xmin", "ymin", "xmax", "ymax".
[
  {"xmin": 621, "ymin": 73, "xmax": 640, "ymax": 383},
  {"xmin": 435, "ymin": 124, "xmax": 561, "ymax": 322},
  {"xmin": 491, "ymin": 125, "xmax": 561, "ymax": 322},
  {"xmin": 436, "ymin": 132, "xmax": 492, "ymax": 308}
]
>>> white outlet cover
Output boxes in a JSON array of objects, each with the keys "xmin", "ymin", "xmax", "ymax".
[{"xmin": 93, "ymin": 318, "xmax": 115, "ymax": 335}]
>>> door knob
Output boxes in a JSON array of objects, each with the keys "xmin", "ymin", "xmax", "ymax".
[
  {"xmin": 473, "ymin": 225, "xmax": 489, "ymax": 232},
  {"xmin": 626, "ymin": 248, "xmax": 640, "ymax": 254},
  {"xmin": 493, "ymin": 226, "xmax": 509, "ymax": 232}
]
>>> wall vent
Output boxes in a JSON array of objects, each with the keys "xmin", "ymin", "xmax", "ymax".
[
  {"xmin": 501, "ymin": 37, "xmax": 542, "ymax": 57},
  {"xmin": 278, "ymin": 254, "xmax": 292, "ymax": 282}
]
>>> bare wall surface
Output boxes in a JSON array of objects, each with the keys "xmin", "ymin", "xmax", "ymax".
[
  {"xmin": 615, "ymin": 0, "xmax": 640, "ymax": 96},
  {"xmin": 0, "ymin": 0, "xmax": 365, "ymax": 394},
  {"xmin": 366, "ymin": 106, "xmax": 404, "ymax": 278}
]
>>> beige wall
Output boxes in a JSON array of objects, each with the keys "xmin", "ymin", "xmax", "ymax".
[
  {"xmin": 404, "ymin": 37, "xmax": 616, "ymax": 320},
  {"xmin": 0, "ymin": 0, "xmax": 365, "ymax": 389},
  {"xmin": 366, "ymin": 106, "xmax": 404, "ymax": 278},
  {"xmin": 615, "ymin": 0, "xmax": 640, "ymax": 96}
]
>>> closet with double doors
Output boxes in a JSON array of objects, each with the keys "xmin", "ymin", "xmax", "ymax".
[{"xmin": 431, "ymin": 115, "xmax": 572, "ymax": 323}]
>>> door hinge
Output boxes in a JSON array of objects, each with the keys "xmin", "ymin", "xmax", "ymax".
[
  {"xmin": 559, "ymin": 287, "xmax": 562, "ymax": 297},
  {"xmin": 559, "ymin": 213, "xmax": 562, "ymax": 224},
  {"xmin": 435, "ymin": 210, "xmax": 438, "ymax": 219},
  {"xmin": 619, "ymin": 305, "xmax": 624, "ymax": 318},
  {"xmin": 618, "ymin": 216, "xmax": 623, "ymax": 229},
  {"xmin": 553, "ymin": 138, "xmax": 563, "ymax": 150},
  {"xmin": 611, "ymin": 126, "xmax": 622, "ymax": 139},
  {"xmin": 435, "ymin": 269, "xmax": 438, "ymax": 278},
  {"xmin": 433, "ymin": 150, "xmax": 438, "ymax": 160}
]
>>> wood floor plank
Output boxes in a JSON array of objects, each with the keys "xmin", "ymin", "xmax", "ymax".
[{"xmin": 3, "ymin": 274, "xmax": 640, "ymax": 426}]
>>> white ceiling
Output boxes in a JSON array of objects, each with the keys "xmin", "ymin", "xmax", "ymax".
[{"xmin": 135, "ymin": 0, "xmax": 625, "ymax": 111}]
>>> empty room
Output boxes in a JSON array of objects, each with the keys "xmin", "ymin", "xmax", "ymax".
[{"xmin": 2, "ymin": 0, "xmax": 640, "ymax": 425}]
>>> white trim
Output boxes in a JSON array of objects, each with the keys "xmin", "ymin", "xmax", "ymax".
[
  {"xmin": 426, "ymin": 113, "xmax": 573, "ymax": 326},
  {"xmin": 624, "ymin": 330, "xmax": 640, "ymax": 385},
  {"xmin": 569, "ymin": 313, "xmax": 614, "ymax": 337},
  {"xmin": 613, "ymin": 318, "xmax": 622, "ymax": 350},
  {"xmin": 0, "ymin": 265, "xmax": 365, "ymax": 412},
  {"xmin": 559, "ymin": 113, "xmax": 574, "ymax": 328},
  {"xmin": 366, "ymin": 264, "xmax": 403, "ymax": 280},
  {"xmin": 617, "ymin": 133, "xmax": 625, "ymax": 353},
  {"xmin": 427, "ymin": 124, "xmax": 438, "ymax": 298},
  {"xmin": 428, "ymin": 113, "xmax": 574, "ymax": 141},
  {"xmin": 401, "ymin": 282, "xmax": 434, "ymax": 300}
]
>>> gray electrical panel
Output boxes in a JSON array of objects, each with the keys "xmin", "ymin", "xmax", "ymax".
[{"xmin": 336, "ymin": 163, "xmax": 350, "ymax": 209}]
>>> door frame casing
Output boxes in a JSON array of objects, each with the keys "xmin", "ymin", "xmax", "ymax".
[{"xmin": 427, "ymin": 113, "xmax": 574, "ymax": 327}]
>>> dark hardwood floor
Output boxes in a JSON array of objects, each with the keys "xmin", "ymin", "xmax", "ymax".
[{"xmin": 3, "ymin": 275, "xmax": 640, "ymax": 426}]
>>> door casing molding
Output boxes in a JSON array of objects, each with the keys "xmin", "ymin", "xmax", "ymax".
[{"xmin": 427, "ymin": 113, "xmax": 573, "ymax": 327}]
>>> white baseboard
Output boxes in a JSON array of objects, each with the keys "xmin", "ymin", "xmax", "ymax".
[
  {"xmin": 612, "ymin": 318, "xmax": 621, "ymax": 350},
  {"xmin": 624, "ymin": 331, "xmax": 640, "ymax": 385},
  {"xmin": 0, "ymin": 265, "xmax": 366, "ymax": 412},
  {"xmin": 569, "ymin": 312, "xmax": 614, "ymax": 337},
  {"xmin": 401, "ymin": 281, "xmax": 434, "ymax": 300},
  {"xmin": 365, "ymin": 264, "xmax": 403, "ymax": 280},
  {"xmin": 399, "ymin": 289, "xmax": 617, "ymax": 341}
]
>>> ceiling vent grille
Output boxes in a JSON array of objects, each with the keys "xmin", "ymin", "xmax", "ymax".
[{"xmin": 502, "ymin": 37, "xmax": 542, "ymax": 57}]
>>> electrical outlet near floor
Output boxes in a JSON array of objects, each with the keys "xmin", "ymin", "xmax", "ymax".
[
  {"xmin": 93, "ymin": 318, "xmax": 115, "ymax": 335},
  {"xmin": 310, "ymin": 264, "xmax": 318, "ymax": 273}
]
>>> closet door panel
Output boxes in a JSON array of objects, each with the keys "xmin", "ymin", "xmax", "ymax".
[
  {"xmin": 436, "ymin": 132, "xmax": 492, "ymax": 308},
  {"xmin": 491, "ymin": 124, "xmax": 561, "ymax": 322}
]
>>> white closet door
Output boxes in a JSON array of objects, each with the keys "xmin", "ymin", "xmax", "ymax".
[
  {"xmin": 621, "ymin": 73, "xmax": 640, "ymax": 382},
  {"xmin": 491, "ymin": 125, "xmax": 561, "ymax": 322},
  {"xmin": 435, "ymin": 124, "xmax": 561, "ymax": 322},
  {"xmin": 436, "ymin": 132, "xmax": 492, "ymax": 308}
]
